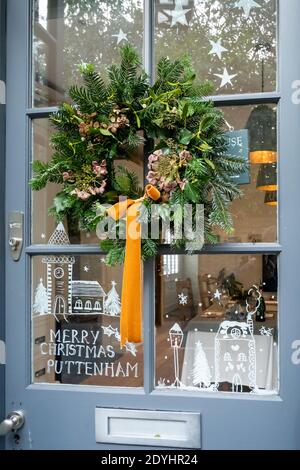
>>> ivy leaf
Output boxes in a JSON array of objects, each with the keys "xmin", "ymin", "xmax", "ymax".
[
  {"xmin": 204, "ymin": 157, "xmax": 215, "ymax": 170},
  {"xmin": 183, "ymin": 182, "xmax": 198, "ymax": 203},
  {"xmin": 199, "ymin": 142, "xmax": 212, "ymax": 152},
  {"xmin": 53, "ymin": 192, "xmax": 74, "ymax": 213},
  {"xmin": 153, "ymin": 117, "xmax": 164, "ymax": 127},
  {"xmin": 179, "ymin": 128, "xmax": 194, "ymax": 145},
  {"xmin": 109, "ymin": 143, "xmax": 118, "ymax": 159},
  {"xmin": 179, "ymin": 101, "xmax": 190, "ymax": 121},
  {"xmin": 99, "ymin": 128, "xmax": 114, "ymax": 137}
]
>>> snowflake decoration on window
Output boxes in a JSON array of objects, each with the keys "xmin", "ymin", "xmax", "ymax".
[
  {"xmin": 213, "ymin": 289, "xmax": 222, "ymax": 301},
  {"xmin": 259, "ymin": 326, "xmax": 273, "ymax": 337},
  {"xmin": 178, "ymin": 292, "xmax": 188, "ymax": 305},
  {"xmin": 124, "ymin": 342, "xmax": 138, "ymax": 357}
]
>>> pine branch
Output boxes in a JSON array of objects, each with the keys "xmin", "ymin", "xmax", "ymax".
[
  {"xmin": 69, "ymin": 85, "xmax": 96, "ymax": 114},
  {"xmin": 142, "ymin": 239, "xmax": 159, "ymax": 261},
  {"xmin": 208, "ymin": 181, "xmax": 233, "ymax": 233},
  {"xmin": 80, "ymin": 64, "xmax": 108, "ymax": 103}
]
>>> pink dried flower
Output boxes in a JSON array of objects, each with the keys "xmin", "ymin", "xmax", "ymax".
[
  {"xmin": 63, "ymin": 171, "xmax": 71, "ymax": 181},
  {"xmin": 147, "ymin": 171, "xmax": 157, "ymax": 179},
  {"xmin": 71, "ymin": 188, "xmax": 91, "ymax": 200},
  {"xmin": 88, "ymin": 187, "xmax": 97, "ymax": 196},
  {"xmin": 148, "ymin": 154, "xmax": 159, "ymax": 164},
  {"xmin": 178, "ymin": 179, "xmax": 187, "ymax": 190},
  {"xmin": 98, "ymin": 180, "xmax": 107, "ymax": 194},
  {"xmin": 179, "ymin": 150, "xmax": 192, "ymax": 160}
]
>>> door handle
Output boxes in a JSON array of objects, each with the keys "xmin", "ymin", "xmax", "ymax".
[
  {"xmin": 0, "ymin": 410, "xmax": 25, "ymax": 436},
  {"xmin": 8, "ymin": 212, "xmax": 23, "ymax": 261}
]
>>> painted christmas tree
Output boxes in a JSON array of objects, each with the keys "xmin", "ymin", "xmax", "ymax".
[
  {"xmin": 192, "ymin": 341, "xmax": 211, "ymax": 388},
  {"xmin": 104, "ymin": 281, "xmax": 121, "ymax": 316},
  {"xmin": 33, "ymin": 278, "xmax": 48, "ymax": 315}
]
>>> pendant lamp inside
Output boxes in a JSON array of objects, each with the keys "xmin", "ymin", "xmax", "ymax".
[
  {"xmin": 256, "ymin": 163, "xmax": 277, "ymax": 191},
  {"xmin": 246, "ymin": 105, "xmax": 277, "ymax": 164},
  {"xmin": 264, "ymin": 190, "xmax": 277, "ymax": 206}
]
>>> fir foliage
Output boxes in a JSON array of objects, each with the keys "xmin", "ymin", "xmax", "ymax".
[{"xmin": 30, "ymin": 45, "xmax": 247, "ymax": 264}]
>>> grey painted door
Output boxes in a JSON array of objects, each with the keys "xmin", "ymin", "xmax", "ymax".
[{"xmin": 4, "ymin": 0, "xmax": 300, "ymax": 449}]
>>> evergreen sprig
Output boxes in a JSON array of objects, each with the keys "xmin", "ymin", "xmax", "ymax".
[{"xmin": 30, "ymin": 44, "xmax": 247, "ymax": 265}]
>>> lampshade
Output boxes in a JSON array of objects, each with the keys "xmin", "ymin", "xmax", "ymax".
[
  {"xmin": 256, "ymin": 163, "xmax": 277, "ymax": 191},
  {"xmin": 246, "ymin": 105, "xmax": 277, "ymax": 164},
  {"xmin": 264, "ymin": 190, "xmax": 277, "ymax": 206}
]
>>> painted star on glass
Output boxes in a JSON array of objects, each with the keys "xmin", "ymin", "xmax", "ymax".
[
  {"xmin": 178, "ymin": 292, "xmax": 188, "ymax": 305},
  {"xmin": 208, "ymin": 39, "xmax": 227, "ymax": 60},
  {"xmin": 163, "ymin": 1, "xmax": 191, "ymax": 27},
  {"xmin": 83, "ymin": 265, "xmax": 90, "ymax": 272},
  {"xmin": 235, "ymin": 0, "xmax": 261, "ymax": 18},
  {"xmin": 41, "ymin": 233, "xmax": 46, "ymax": 239},
  {"xmin": 213, "ymin": 289, "xmax": 222, "ymax": 301},
  {"xmin": 112, "ymin": 29, "xmax": 128, "ymax": 45},
  {"xmin": 214, "ymin": 68, "xmax": 237, "ymax": 88}
]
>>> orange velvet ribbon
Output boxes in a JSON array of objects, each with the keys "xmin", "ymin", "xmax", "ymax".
[{"xmin": 107, "ymin": 184, "xmax": 160, "ymax": 346}]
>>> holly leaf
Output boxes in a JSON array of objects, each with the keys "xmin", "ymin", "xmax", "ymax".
[{"xmin": 178, "ymin": 128, "xmax": 194, "ymax": 145}]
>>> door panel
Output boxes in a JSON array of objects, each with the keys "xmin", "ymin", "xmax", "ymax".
[
  {"xmin": 5, "ymin": 0, "xmax": 300, "ymax": 450},
  {"xmin": 0, "ymin": 0, "xmax": 6, "ymax": 451}
]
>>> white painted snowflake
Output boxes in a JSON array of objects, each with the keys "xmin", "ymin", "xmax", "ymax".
[
  {"xmin": 101, "ymin": 325, "xmax": 118, "ymax": 338},
  {"xmin": 259, "ymin": 326, "xmax": 273, "ymax": 337},
  {"xmin": 124, "ymin": 342, "xmax": 138, "ymax": 357},
  {"xmin": 213, "ymin": 289, "xmax": 222, "ymax": 301},
  {"xmin": 178, "ymin": 292, "xmax": 188, "ymax": 305}
]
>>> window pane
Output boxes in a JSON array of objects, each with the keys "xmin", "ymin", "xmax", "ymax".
[
  {"xmin": 155, "ymin": 0, "xmax": 277, "ymax": 94},
  {"xmin": 33, "ymin": 0, "xmax": 144, "ymax": 107},
  {"xmin": 31, "ymin": 118, "xmax": 144, "ymax": 244},
  {"xmin": 155, "ymin": 254, "xmax": 278, "ymax": 394},
  {"xmin": 32, "ymin": 251, "xmax": 143, "ymax": 386},
  {"xmin": 219, "ymin": 104, "xmax": 277, "ymax": 243}
]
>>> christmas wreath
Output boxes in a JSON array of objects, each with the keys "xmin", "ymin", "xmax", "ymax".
[{"xmin": 31, "ymin": 44, "xmax": 246, "ymax": 265}]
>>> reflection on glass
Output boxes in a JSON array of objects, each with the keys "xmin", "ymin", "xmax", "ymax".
[
  {"xmin": 155, "ymin": 254, "xmax": 278, "ymax": 394},
  {"xmin": 32, "ymin": 231, "xmax": 143, "ymax": 386},
  {"xmin": 33, "ymin": 0, "xmax": 143, "ymax": 106},
  {"xmin": 31, "ymin": 118, "xmax": 143, "ymax": 244},
  {"xmin": 218, "ymin": 104, "xmax": 277, "ymax": 243},
  {"xmin": 155, "ymin": 0, "xmax": 277, "ymax": 95}
]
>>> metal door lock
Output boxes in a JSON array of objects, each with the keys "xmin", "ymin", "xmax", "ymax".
[
  {"xmin": 0, "ymin": 410, "xmax": 25, "ymax": 436},
  {"xmin": 9, "ymin": 237, "xmax": 21, "ymax": 250},
  {"xmin": 8, "ymin": 212, "xmax": 23, "ymax": 261}
]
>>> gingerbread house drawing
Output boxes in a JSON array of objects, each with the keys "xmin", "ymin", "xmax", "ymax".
[
  {"xmin": 214, "ymin": 320, "xmax": 256, "ymax": 392},
  {"xmin": 72, "ymin": 280, "xmax": 106, "ymax": 313},
  {"xmin": 43, "ymin": 223, "xmax": 107, "ymax": 317},
  {"xmin": 42, "ymin": 223, "xmax": 75, "ymax": 317}
]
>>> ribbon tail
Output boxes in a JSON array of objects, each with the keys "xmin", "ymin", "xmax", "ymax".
[{"xmin": 120, "ymin": 202, "xmax": 142, "ymax": 346}]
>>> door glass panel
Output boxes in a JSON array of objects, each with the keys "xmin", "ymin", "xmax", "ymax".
[
  {"xmin": 32, "ymin": 0, "xmax": 144, "ymax": 107},
  {"xmin": 155, "ymin": 254, "xmax": 278, "ymax": 394},
  {"xmin": 31, "ymin": 102, "xmax": 277, "ymax": 245},
  {"xmin": 155, "ymin": 0, "xmax": 277, "ymax": 94},
  {"xmin": 32, "ymin": 249, "xmax": 143, "ymax": 386},
  {"xmin": 218, "ymin": 104, "xmax": 277, "ymax": 243},
  {"xmin": 31, "ymin": 118, "xmax": 144, "ymax": 244}
]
